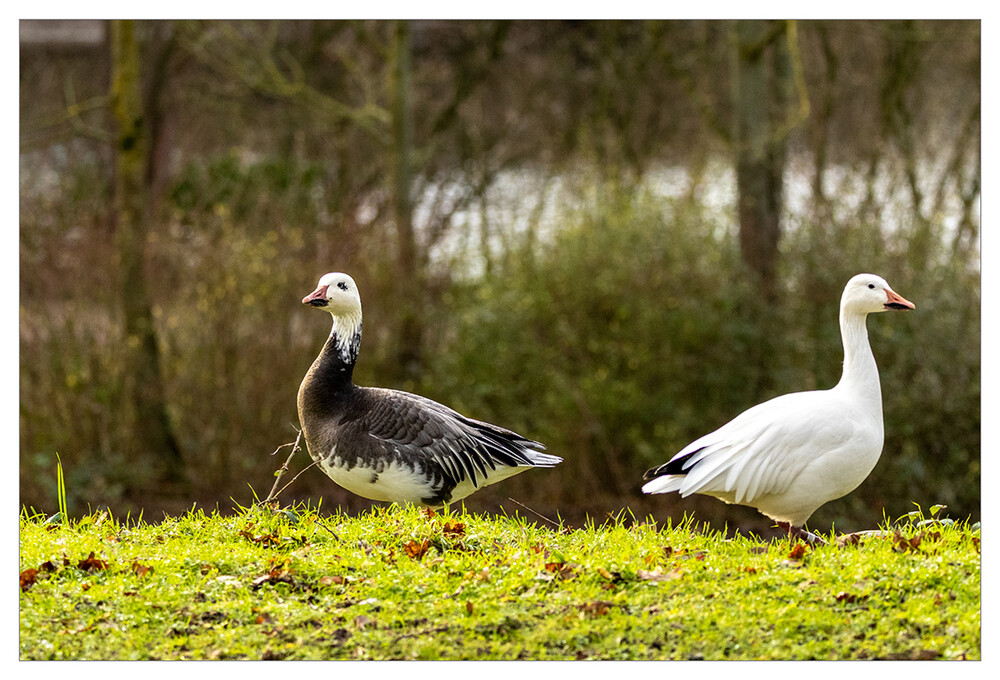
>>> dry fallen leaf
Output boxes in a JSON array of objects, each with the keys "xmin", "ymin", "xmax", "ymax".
[
  {"xmin": 77, "ymin": 552, "xmax": 109, "ymax": 572},
  {"xmin": 787, "ymin": 543, "xmax": 807, "ymax": 560},
  {"xmin": 19, "ymin": 568, "xmax": 39, "ymax": 592},
  {"xmin": 637, "ymin": 567, "xmax": 683, "ymax": 582},
  {"xmin": 403, "ymin": 539, "xmax": 430, "ymax": 560},
  {"xmin": 443, "ymin": 522, "xmax": 466, "ymax": 537},
  {"xmin": 251, "ymin": 565, "xmax": 295, "ymax": 589},
  {"xmin": 892, "ymin": 531, "xmax": 925, "ymax": 553},
  {"xmin": 239, "ymin": 528, "xmax": 281, "ymax": 548},
  {"xmin": 130, "ymin": 560, "xmax": 154, "ymax": 578},
  {"xmin": 578, "ymin": 601, "xmax": 612, "ymax": 618},
  {"xmin": 834, "ymin": 591, "xmax": 868, "ymax": 604},
  {"xmin": 544, "ymin": 561, "xmax": 576, "ymax": 580}
]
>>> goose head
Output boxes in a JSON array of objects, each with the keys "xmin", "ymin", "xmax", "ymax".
[
  {"xmin": 303, "ymin": 272, "xmax": 363, "ymax": 318},
  {"xmin": 841, "ymin": 273, "xmax": 915, "ymax": 315},
  {"xmin": 303, "ymin": 273, "xmax": 364, "ymax": 362}
]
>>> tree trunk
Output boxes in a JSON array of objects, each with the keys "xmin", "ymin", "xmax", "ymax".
[
  {"xmin": 109, "ymin": 20, "xmax": 184, "ymax": 484},
  {"xmin": 390, "ymin": 20, "xmax": 422, "ymax": 385},
  {"xmin": 731, "ymin": 20, "xmax": 791, "ymax": 299}
]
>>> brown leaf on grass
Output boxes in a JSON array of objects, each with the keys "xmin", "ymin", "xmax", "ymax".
[
  {"xmin": 422, "ymin": 508, "xmax": 436, "ymax": 519},
  {"xmin": 637, "ymin": 567, "xmax": 683, "ymax": 582},
  {"xmin": 835, "ymin": 591, "xmax": 869, "ymax": 604},
  {"xmin": 741, "ymin": 566, "xmax": 758, "ymax": 574},
  {"xmin": 255, "ymin": 612, "xmax": 274, "ymax": 625},
  {"xmin": 320, "ymin": 575, "xmax": 346, "ymax": 586},
  {"xmin": 251, "ymin": 566, "xmax": 295, "ymax": 590},
  {"xmin": 39, "ymin": 560, "xmax": 60, "ymax": 573},
  {"xmin": 892, "ymin": 531, "xmax": 925, "ymax": 553},
  {"xmin": 837, "ymin": 533, "xmax": 864, "ymax": 547},
  {"xmin": 544, "ymin": 561, "xmax": 576, "ymax": 580},
  {"xmin": 130, "ymin": 560, "xmax": 154, "ymax": 578},
  {"xmin": 404, "ymin": 539, "xmax": 430, "ymax": 560},
  {"xmin": 883, "ymin": 649, "xmax": 939, "ymax": 661},
  {"xmin": 787, "ymin": 543, "xmax": 807, "ymax": 560},
  {"xmin": 77, "ymin": 552, "xmax": 109, "ymax": 572},
  {"xmin": 596, "ymin": 567, "xmax": 626, "ymax": 585},
  {"xmin": 578, "ymin": 601, "xmax": 612, "ymax": 618},
  {"xmin": 675, "ymin": 549, "xmax": 707, "ymax": 561},
  {"xmin": 972, "ymin": 537, "xmax": 980, "ymax": 554},
  {"xmin": 20, "ymin": 568, "xmax": 39, "ymax": 591},
  {"xmin": 465, "ymin": 600, "xmax": 474, "ymax": 615},
  {"xmin": 239, "ymin": 528, "xmax": 281, "ymax": 548},
  {"xmin": 443, "ymin": 522, "xmax": 466, "ymax": 537},
  {"xmin": 353, "ymin": 614, "xmax": 375, "ymax": 630}
]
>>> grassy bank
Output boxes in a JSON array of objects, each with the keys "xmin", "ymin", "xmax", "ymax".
[{"xmin": 19, "ymin": 503, "xmax": 980, "ymax": 660}]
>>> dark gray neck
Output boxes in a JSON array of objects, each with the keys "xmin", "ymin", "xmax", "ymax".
[{"xmin": 298, "ymin": 324, "xmax": 362, "ymax": 421}]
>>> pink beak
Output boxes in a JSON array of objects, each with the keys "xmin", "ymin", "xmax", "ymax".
[
  {"xmin": 884, "ymin": 288, "xmax": 915, "ymax": 311},
  {"xmin": 303, "ymin": 285, "xmax": 329, "ymax": 307}
]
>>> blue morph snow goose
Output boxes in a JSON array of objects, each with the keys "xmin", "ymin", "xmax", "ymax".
[
  {"xmin": 297, "ymin": 272, "xmax": 561, "ymax": 506},
  {"xmin": 642, "ymin": 274, "xmax": 914, "ymax": 541}
]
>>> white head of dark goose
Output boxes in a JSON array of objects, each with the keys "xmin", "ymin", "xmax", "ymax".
[
  {"xmin": 297, "ymin": 272, "xmax": 561, "ymax": 506},
  {"xmin": 642, "ymin": 273, "xmax": 915, "ymax": 542}
]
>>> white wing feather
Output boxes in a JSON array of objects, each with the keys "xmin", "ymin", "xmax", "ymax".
[{"xmin": 648, "ymin": 389, "xmax": 858, "ymax": 505}]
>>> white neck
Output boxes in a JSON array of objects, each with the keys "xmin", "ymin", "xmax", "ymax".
[
  {"xmin": 329, "ymin": 310, "xmax": 363, "ymax": 365},
  {"xmin": 835, "ymin": 308, "xmax": 881, "ymax": 406}
]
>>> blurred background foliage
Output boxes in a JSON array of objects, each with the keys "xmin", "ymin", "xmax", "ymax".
[{"xmin": 19, "ymin": 19, "xmax": 979, "ymax": 533}]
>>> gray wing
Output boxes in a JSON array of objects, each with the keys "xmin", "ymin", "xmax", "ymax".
[{"xmin": 359, "ymin": 387, "xmax": 559, "ymax": 489}]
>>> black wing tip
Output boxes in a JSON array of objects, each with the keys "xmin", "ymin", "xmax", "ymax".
[{"xmin": 643, "ymin": 446, "xmax": 703, "ymax": 481}]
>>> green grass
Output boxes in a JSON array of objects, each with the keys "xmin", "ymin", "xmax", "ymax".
[{"xmin": 19, "ymin": 503, "xmax": 980, "ymax": 660}]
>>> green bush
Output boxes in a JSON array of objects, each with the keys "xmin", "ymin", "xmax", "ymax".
[{"xmin": 19, "ymin": 159, "xmax": 979, "ymax": 531}]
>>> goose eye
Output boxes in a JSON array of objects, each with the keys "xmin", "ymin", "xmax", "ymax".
[
  {"xmin": 337, "ymin": 281, "xmax": 349, "ymax": 291},
  {"xmin": 867, "ymin": 283, "xmax": 875, "ymax": 289}
]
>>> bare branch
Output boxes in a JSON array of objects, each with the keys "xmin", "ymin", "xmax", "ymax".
[{"xmin": 263, "ymin": 428, "xmax": 303, "ymax": 504}]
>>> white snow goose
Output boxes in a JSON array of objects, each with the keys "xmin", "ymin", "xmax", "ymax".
[
  {"xmin": 642, "ymin": 273, "xmax": 915, "ymax": 542},
  {"xmin": 297, "ymin": 272, "xmax": 561, "ymax": 506}
]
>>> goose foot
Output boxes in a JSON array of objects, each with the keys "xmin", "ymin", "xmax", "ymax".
[{"xmin": 777, "ymin": 521, "xmax": 827, "ymax": 545}]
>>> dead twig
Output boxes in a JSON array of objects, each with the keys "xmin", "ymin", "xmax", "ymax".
[
  {"xmin": 506, "ymin": 497, "xmax": 562, "ymax": 529},
  {"xmin": 312, "ymin": 514, "xmax": 342, "ymax": 541},
  {"xmin": 263, "ymin": 428, "xmax": 303, "ymax": 504},
  {"xmin": 272, "ymin": 460, "xmax": 321, "ymax": 502}
]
